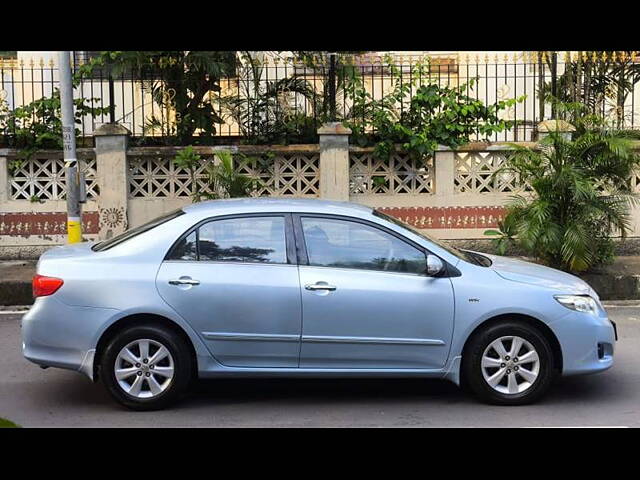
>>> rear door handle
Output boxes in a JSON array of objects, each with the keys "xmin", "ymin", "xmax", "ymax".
[
  {"xmin": 169, "ymin": 278, "xmax": 200, "ymax": 286},
  {"xmin": 305, "ymin": 282, "xmax": 337, "ymax": 291}
]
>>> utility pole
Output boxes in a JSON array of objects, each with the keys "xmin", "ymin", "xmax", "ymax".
[{"xmin": 58, "ymin": 51, "xmax": 82, "ymax": 243}]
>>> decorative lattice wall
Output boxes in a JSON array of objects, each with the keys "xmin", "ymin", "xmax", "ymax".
[
  {"xmin": 235, "ymin": 152, "xmax": 320, "ymax": 197},
  {"xmin": 349, "ymin": 151, "xmax": 434, "ymax": 195},
  {"xmin": 631, "ymin": 172, "xmax": 640, "ymax": 193},
  {"xmin": 128, "ymin": 150, "xmax": 320, "ymax": 199},
  {"xmin": 454, "ymin": 151, "xmax": 526, "ymax": 193},
  {"xmin": 9, "ymin": 152, "xmax": 98, "ymax": 200}
]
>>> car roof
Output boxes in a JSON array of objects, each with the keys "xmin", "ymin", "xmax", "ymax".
[{"xmin": 182, "ymin": 198, "xmax": 374, "ymax": 218}]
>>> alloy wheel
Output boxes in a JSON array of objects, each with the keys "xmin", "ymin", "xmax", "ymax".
[
  {"xmin": 481, "ymin": 335, "xmax": 540, "ymax": 395},
  {"xmin": 114, "ymin": 339, "xmax": 175, "ymax": 399}
]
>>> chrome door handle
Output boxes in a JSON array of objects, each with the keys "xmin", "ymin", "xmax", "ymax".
[
  {"xmin": 169, "ymin": 278, "xmax": 200, "ymax": 286},
  {"xmin": 305, "ymin": 282, "xmax": 337, "ymax": 291}
]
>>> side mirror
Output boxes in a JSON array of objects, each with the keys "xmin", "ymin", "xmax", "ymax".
[{"xmin": 426, "ymin": 255, "xmax": 444, "ymax": 276}]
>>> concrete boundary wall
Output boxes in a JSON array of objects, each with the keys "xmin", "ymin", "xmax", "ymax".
[{"xmin": 1, "ymin": 128, "xmax": 639, "ymax": 258}]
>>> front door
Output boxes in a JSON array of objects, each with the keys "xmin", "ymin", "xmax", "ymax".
[
  {"xmin": 156, "ymin": 214, "xmax": 302, "ymax": 368},
  {"xmin": 296, "ymin": 215, "xmax": 455, "ymax": 369}
]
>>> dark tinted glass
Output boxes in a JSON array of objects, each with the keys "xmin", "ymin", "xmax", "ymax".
[
  {"xmin": 302, "ymin": 217, "xmax": 426, "ymax": 274},
  {"xmin": 198, "ymin": 217, "xmax": 287, "ymax": 264},
  {"xmin": 167, "ymin": 230, "xmax": 197, "ymax": 260},
  {"xmin": 93, "ymin": 209, "xmax": 185, "ymax": 252}
]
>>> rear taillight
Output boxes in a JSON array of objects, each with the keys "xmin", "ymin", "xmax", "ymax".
[{"xmin": 32, "ymin": 274, "xmax": 64, "ymax": 298}]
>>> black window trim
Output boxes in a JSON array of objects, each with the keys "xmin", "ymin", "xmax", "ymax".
[
  {"xmin": 292, "ymin": 213, "xmax": 458, "ymax": 277},
  {"xmin": 164, "ymin": 212, "xmax": 297, "ymax": 266}
]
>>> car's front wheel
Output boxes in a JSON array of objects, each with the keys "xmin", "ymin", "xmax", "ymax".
[
  {"xmin": 462, "ymin": 321, "xmax": 557, "ymax": 405},
  {"xmin": 100, "ymin": 324, "xmax": 193, "ymax": 410}
]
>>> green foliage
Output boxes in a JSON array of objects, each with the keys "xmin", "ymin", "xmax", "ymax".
[
  {"xmin": 0, "ymin": 89, "xmax": 108, "ymax": 169},
  {"xmin": 485, "ymin": 103, "xmax": 640, "ymax": 273},
  {"xmin": 346, "ymin": 60, "xmax": 524, "ymax": 163},
  {"xmin": 172, "ymin": 146, "xmax": 203, "ymax": 202},
  {"xmin": 222, "ymin": 52, "xmax": 368, "ymax": 145},
  {"xmin": 0, "ymin": 417, "xmax": 20, "ymax": 428},
  {"xmin": 541, "ymin": 51, "xmax": 640, "ymax": 127},
  {"xmin": 80, "ymin": 51, "xmax": 237, "ymax": 145},
  {"xmin": 205, "ymin": 151, "xmax": 255, "ymax": 199},
  {"xmin": 221, "ymin": 53, "xmax": 320, "ymax": 145},
  {"xmin": 172, "ymin": 147, "xmax": 254, "ymax": 202}
]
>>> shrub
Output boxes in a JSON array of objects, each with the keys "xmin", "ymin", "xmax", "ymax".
[{"xmin": 485, "ymin": 103, "xmax": 640, "ymax": 272}]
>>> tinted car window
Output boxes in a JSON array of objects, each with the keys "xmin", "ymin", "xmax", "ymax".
[
  {"xmin": 93, "ymin": 209, "xmax": 185, "ymax": 252},
  {"xmin": 197, "ymin": 216, "xmax": 287, "ymax": 264},
  {"xmin": 167, "ymin": 230, "xmax": 197, "ymax": 261},
  {"xmin": 301, "ymin": 217, "xmax": 426, "ymax": 274}
]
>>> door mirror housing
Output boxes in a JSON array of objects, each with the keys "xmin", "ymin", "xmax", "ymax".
[{"xmin": 426, "ymin": 255, "xmax": 444, "ymax": 276}]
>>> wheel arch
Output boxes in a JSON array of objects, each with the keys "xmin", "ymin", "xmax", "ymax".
[
  {"xmin": 461, "ymin": 313, "xmax": 563, "ymax": 373},
  {"xmin": 93, "ymin": 313, "xmax": 198, "ymax": 382}
]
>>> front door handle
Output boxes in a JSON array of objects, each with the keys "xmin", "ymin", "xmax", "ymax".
[
  {"xmin": 169, "ymin": 277, "xmax": 200, "ymax": 286},
  {"xmin": 305, "ymin": 282, "xmax": 337, "ymax": 291}
]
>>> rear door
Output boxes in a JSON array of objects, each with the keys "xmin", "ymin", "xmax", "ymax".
[{"xmin": 156, "ymin": 214, "xmax": 302, "ymax": 368}]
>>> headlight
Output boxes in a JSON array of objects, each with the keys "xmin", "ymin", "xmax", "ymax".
[{"xmin": 554, "ymin": 294, "xmax": 599, "ymax": 315}]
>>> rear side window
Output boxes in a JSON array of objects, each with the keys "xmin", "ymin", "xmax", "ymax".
[
  {"xmin": 167, "ymin": 216, "xmax": 287, "ymax": 264},
  {"xmin": 92, "ymin": 209, "xmax": 185, "ymax": 252}
]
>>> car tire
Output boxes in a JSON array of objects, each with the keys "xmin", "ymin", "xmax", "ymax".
[
  {"xmin": 462, "ymin": 320, "xmax": 556, "ymax": 406},
  {"xmin": 100, "ymin": 323, "xmax": 193, "ymax": 411}
]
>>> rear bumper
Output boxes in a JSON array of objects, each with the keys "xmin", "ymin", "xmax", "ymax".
[
  {"xmin": 21, "ymin": 296, "xmax": 117, "ymax": 380},
  {"xmin": 549, "ymin": 309, "xmax": 616, "ymax": 376}
]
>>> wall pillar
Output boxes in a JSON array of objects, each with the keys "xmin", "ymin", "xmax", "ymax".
[
  {"xmin": 94, "ymin": 123, "xmax": 130, "ymax": 240},
  {"xmin": 537, "ymin": 119, "xmax": 575, "ymax": 142},
  {"xmin": 318, "ymin": 122, "xmax": 351, "ymax": 201},
  {"xmin": 434, "ymin": 148, "xmax": 455, "ymax": 197}
]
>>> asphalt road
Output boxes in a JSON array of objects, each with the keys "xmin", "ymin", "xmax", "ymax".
[{"xmin": 2, "ymin": 307, "xmax": 640, "ymax": 427}]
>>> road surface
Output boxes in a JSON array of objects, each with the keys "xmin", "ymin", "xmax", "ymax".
[{"xmin": 1, "ymin": 307, "xmax": 638, "ymax": 427}]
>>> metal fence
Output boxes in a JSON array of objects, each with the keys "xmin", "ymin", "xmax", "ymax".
[{"xmin": 1, "ymin": 52, "xmax": 639, "ymax": 146}]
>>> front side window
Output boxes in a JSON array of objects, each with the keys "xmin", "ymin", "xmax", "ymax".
[
  {"xmin": 301, "ymin": 217, "xmax": 426, "ymax": 274},
  {"xmin": 168, "ymin": 216, "xmax": 287, "ymax": 264}
]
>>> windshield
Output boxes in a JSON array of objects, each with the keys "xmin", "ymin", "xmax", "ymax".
[
  {"xmin": 92, "ymin": 209, "xmax": 185, "ymax": 252},
  {"xmin": 372, "ymin": 210, "xmax": 481, "ymax": 264}
]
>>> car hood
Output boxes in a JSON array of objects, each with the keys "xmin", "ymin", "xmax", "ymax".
[{"xmin": 470, "ymin": 251, "xmax": 595, "ymax": 296}]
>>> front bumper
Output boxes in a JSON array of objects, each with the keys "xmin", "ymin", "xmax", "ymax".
[
  {"xmin": 549, "ymin": 308, "xmax": 616, "ymax": 376},
  {"xmin": 21, "ymin": 296, "xmax": 117, "ymax": 380}
]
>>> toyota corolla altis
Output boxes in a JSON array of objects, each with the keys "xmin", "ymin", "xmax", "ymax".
[{"xmin": 22, "ymin": 199, "xmax": 616, "ymax": 410}]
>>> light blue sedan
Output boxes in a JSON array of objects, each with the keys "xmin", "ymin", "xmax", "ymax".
[{"xmin": 22, "ymin": 199, "xmax": 617, "ymax": 409}]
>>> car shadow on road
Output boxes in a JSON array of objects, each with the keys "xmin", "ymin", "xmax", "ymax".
[
  {"xmin": 181, "ymin": 370, "xmax": 622, "ymax": 408},
  {"xmin": 32, "ymin": 367, "xmax": 625, "ymax": 413}
]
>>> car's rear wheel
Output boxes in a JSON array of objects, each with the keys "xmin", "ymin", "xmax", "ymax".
[
  {"xmin": 100, "ymin": 324, "xmax": 192, "ymax": 410},
  {"xmin": 462, "ymin": 321, "xmax": 556, "ymax": 405}
]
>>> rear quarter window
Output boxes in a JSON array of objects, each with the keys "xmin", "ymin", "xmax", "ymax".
[{"xmin": 92, "ymin": 209, "xmax": 185, "ymax": 252}]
